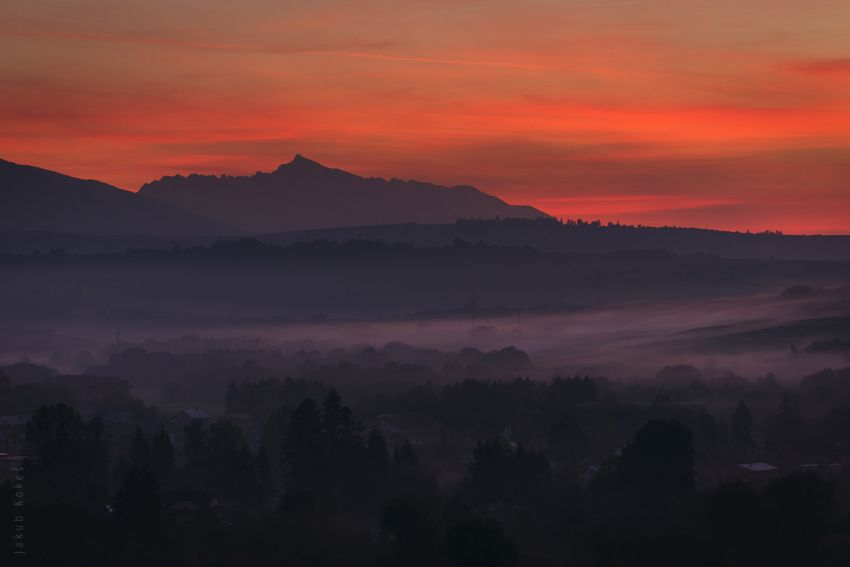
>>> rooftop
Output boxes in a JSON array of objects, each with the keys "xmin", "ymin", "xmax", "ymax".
[{"xmin": 737, "ymin": 462, "xmax": 778, "ymax": 473}]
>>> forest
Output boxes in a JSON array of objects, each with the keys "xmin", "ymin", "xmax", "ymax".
[{"xmin": 5, "ymin": 360, "xmax": 850, "ymax": 565}]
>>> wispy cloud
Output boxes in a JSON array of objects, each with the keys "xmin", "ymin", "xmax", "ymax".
[
  {"xmin": 787, "ymin": 57, "xmax": 850, "ymax": 77},
  {"xmin": 1, "ymin": 28, "xmax": 543, "ymax": 70},
  {"xmin": 321, "ymin": 50, "xmax": 544, "ymax": 70},
  {"xmin": 534, "ymin": 195, "xmax": 743, "ymax": 215}
]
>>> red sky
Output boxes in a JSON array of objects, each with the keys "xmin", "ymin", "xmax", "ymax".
[{"xmin": 3, "ymin": 0, "xmax": 850, "ymax": 234}]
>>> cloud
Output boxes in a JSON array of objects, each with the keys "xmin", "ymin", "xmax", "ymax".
[
  {"xmin": 0, "ymin": 28, "xmax": 542, "ymax": 71},
  {"xmin": 787, "ymin": 58, "xmax": 850, "ymax": 77},
  {"xmin": 534, "ymin": 195, "xmax": 743, "ymax": 216}
]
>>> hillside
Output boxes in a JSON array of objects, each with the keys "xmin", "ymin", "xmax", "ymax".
[{"xmin": 0, "ymin": 159, "xmax": 235, "ymax": 236}]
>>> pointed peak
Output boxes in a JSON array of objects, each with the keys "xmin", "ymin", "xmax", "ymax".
[{"xmin": 277, "ymin": 153, "xmax": 324, "ymax": 171}]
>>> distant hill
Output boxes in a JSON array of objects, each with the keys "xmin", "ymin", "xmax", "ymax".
[
  {"xmin": 1, "ymin": 238, "xmax": 848, "ymax": 323},
  {"xmin": 257, "ymin": 218, "xmax": 850, "ymax": 262},
  {"xmin": 1, "ymin": 218, "xmax": 848, "ymax": 261},
  {"xmin": 0, "ymin": 159, "xmax": 235, "ymax": 236},
  {"xmin": 138, "ymin": 154, "xmax": 548, "ymax": 233}
]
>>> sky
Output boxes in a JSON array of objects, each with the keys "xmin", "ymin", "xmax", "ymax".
[{"xmin": 2, "ymin": 0, "xmax": 850, "ymax": 234}]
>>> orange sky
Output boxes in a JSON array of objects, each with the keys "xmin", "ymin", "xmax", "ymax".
[{"xmin": 3, "ymin": 0, "xmax": 850, "ymax": 233}]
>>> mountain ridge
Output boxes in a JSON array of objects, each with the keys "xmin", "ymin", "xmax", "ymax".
[
  {"xmin": 0, "ymin": 159, "xmax": 237, "ymax": 236},
  {"xmin": 138, "ymin": 154, "xmax": 548, "ymax": 233}
]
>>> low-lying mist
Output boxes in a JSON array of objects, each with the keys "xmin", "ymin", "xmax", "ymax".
[{"xmin": 3, "ymin": 284, "xmax": 847, "ymax": 403}]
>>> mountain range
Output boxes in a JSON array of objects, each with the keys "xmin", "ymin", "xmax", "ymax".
[
  {"xmin": 3, "ymin": 156, "xmax": 849, "ymax": 262},
  {"xmin": 0, "ymin": 155, "xmax": 546, "ymax": 236}
]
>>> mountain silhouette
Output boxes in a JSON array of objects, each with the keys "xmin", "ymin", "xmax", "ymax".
[
  {"xmin": 0, "ymin": 159, "xmax": 236, "ymax": 236},
  {"xmin": 138, "ymin": 154, "xmax": 548, "ymax": 233}
]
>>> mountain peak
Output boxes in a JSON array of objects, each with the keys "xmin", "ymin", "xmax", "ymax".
[{"xmin": 277, "ymin": 154, "xmax": 325, "ymax": 173}]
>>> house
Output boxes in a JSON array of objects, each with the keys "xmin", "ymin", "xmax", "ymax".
[
  {"xmin": 736, "ymin": 462, "xmax": 779, "ymax": 487},
  {"xmin": 737, "ymin": 462, "xmax": 779, "ymax": 473},
  {"xmin": 174, "ymin": 408, "xmax": 210, "ymax": 428},
  {"xmin": 0, "ymin": 414, "xmax": 27, "ymax": 457},
  {"xmin": 171, "ymin": 408, "xmax": 211, "ymax": 451},
  {"xmin": 163, "ymin": 489, "xmax": 215, "ymax": 525},
  {"xmin": 499, "ymin": 418, "xmax": 547, "ymax": 452},
  {"xmin": 578, "ymin": 459, "xmax": 603, "ymax": 487},
  {"xmin": 799, "ymin": 463, "xmax": 843, "ymax": 477},
  {"xmin": 0, "ymin": 429, "xmax": 24, "ymax": 456},
  {"xmin": 0, "ymin": 415, "xmax": 28, "ymax": 429}
]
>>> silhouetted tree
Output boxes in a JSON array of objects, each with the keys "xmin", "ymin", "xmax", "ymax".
[
  {"xmin": 25, "ymin": 404, "xmax": 108, "ymax": 504},
  {"xmin": 225, "ymin": 381, "xmax": 239, "ymax": 413},
  {"xmin": 151, "ymin": 426, "xmax": 175, "ymax": 487},
  {"xmin": 763, "ymin": 473, "xmax": 836, "ymax": 555},
  {"xmin": 322, "ymin": 388, "xmax": 362, "ymax": 448},
  {"xmin": 445, "ymin": 516, "xmax": 518, "ymax": 567},
  {"xmin": 209, "ymin": 420, "xmax": 261, "ymax": 499},
  {"xmin": 382, "ymin": 497, "xmax": 441, "ymax": 566},
  {"xmin": 113, "ymin": 465, "xmax": 161, "ymax": 530},
  {"xmin": 469, "ymin": 440, "xmax": 550, "ymax": 505},
  {"xmin": 282, "ymin": 398, "xmax": 324, "ymax": 493},
  {"xmin": 549, "ymin": 415, "xmax": 588, "ymax": 472},
  {"xmin": 128, "ymin": 426, "xmax": 151, "ymax": 469},
  {"xmin": 732, "ymin": 399, "xmax": 754, "ymax": 450},
  {"xmin": 260, "ymin": 405, "xmax": 290, "ymax": 471},
  {"xmin": 772, "ymin": 392, "xmax": 805, "ymax": 457},
  {"xmin": 693, "ymin": 409, "xmax": 721, "ymax": 459},
  {"xmin": 323, "ymin": 389, "xmax": 345, "ymax": 440},
  {"xmin": 185, "ymin": 419, "xmax": 264, "ymax": 499},
  {"xmin": 366, "ymin": 427, "xmax": 390, "ymax": 476},
  {"xmin": 393, "ymin": 441, "xmax": 420, "ymax": 471},
  {"xmin": 254, "ymin": 446, "xmax": 274, "ymax": 496},
  {"xmin": 546, "ymin": 376, "xmax": 598, "ymax": 410},
  {"xmin": 707, "ymin": 482, "xmax": 767, "ymax": 551},
  {"xmin": 616, "ymin": 419, "xmax": 694, "ymax": 501}
]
